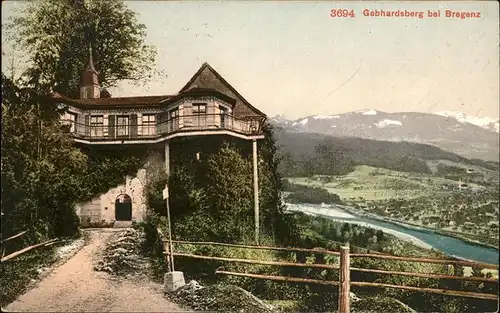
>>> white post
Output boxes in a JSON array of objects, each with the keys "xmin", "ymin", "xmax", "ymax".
[
  {"xmin": 252, "ymin": 139, "xmax": 260, "ymax": 244},
  {"xmin": 166, "ymin": 189, "xmax": 174, "ymax": 272},
  {"xmin": 164, "ymin": 140, "xmax": 173, "ymax": 271},
  {"xmin": 165, "ymin": 140, "xmax": 170, "ymax": 176}
]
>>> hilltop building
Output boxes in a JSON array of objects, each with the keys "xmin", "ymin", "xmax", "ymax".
[{"xmin": 51, "ymin": 48, "xmax": 267, "ymax": 229}]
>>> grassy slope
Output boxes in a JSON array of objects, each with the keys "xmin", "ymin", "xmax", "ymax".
[{"xmin": 288, "ymin": 165, "xmax": 466, "ymax": 201}]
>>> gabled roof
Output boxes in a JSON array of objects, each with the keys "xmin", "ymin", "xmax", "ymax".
[
  {"xmin": 180, "ymin": 62, "xmax": 266, "ymax": 117},
  {"xmin": 51, "ymin": 61, "xmax": 266, "ymax": 118}
]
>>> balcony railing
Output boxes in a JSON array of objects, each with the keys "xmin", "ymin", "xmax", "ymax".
[{"xmin": 61, "ymin": 114, "xmax": 263, "ymax": 141}]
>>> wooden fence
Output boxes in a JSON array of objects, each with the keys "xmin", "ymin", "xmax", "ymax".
[
  {"xmin": 157, "ymin": 233, "xmax": 499, "ymax": 313},
  {"xmin": 1, "ymin": 230, "xmax": 59, "ymax": 263}
]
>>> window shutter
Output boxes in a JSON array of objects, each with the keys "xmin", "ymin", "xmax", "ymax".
[
  {"xmin": 108, "ymin": 115, "xmax": 115, "ymax": 139},
  {"xmin": 156, "ymin": 113, "xmax": 162, "ymax": 135},
  {"xmin": 75, "ymin": 114, "xmax": 83, "ymax": 135},
  {"xmin": 84, "ymin": 115, "xmax": 90, "ymax": 136},
  {"xmin": 130, "ymin": 114, "xmax": 138, "ymax": 138}
]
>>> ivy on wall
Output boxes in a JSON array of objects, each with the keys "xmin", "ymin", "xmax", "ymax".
[{"xmin": 78, "ymin": 146, "xmax": 153, "ymax": 202}]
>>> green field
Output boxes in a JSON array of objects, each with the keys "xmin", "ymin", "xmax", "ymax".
[{"xmin": 287, "ymin": 165, "xmax": 480, "ymax": 201}]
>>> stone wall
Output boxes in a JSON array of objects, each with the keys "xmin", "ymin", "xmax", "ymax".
[{"xmin": 77, "ymin": 151, "xmax": 164, "ymax": 227}]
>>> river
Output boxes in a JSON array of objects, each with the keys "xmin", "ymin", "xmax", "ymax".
[{"xmin": 286, "ymin": 202, "xmax": 499, "ymax": 265}]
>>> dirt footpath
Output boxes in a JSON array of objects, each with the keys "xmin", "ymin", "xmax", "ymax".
[{"xmin": 5, "ymin": 229, "xmax": 189, "ymax": 312}]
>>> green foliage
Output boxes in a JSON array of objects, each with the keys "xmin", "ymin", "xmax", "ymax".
[
  {"xmin": 4, "ymin": 0, "xmax": 158, "ymax": 96},
  {"xmin": 79, "ymin": 146, "xmax": 149, "ymax": 202},
  {"xmin": 283, "ymin": 179, "xmax": 341, "ymax": 204},
  {"xmin": 1, "ymin": 74, "xmax": 86, "ymax": 243},
  {"xmin": 437, "ymin": 164, "xmax": 467, "ymax": 176},
  {"xmin": 0, "ymin": 248, "xmax": 57, "ymax": 307},
  {"xmin": 259, "ymin": 124, "xmax": 300, "ymax": 246},
  {"xmin": 205, "ymin": 146, "xmax": 254, "ymax": 233},
  {"xmin": 314, "ymin": 141, "xmax": 355, "ymax": 175},
  {"xmin": 142, "ymin": 126, "xmax": 297, "ymax": 246}
]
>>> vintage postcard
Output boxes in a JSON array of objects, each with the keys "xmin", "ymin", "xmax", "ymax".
[{"xmin": 1, "ymin": 1, "xmax": 498, "ymax": 312}]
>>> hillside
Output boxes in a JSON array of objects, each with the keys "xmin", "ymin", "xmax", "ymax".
[
  {"xmin": 274, "ymin": 127, "xmax": 499, "ymax": 178},
  {"xmin": 271, "ymin": 110, "xmax": 499, "ymax": 162}
]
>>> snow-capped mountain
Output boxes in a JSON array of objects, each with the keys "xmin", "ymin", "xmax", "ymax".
[
  {"xmin": 270, "ymin": 110, "xmax": 499, "ymax": 161},
  {"xmin": 434, "ymin": 111, "xmax": 499, "ymax": 133}
]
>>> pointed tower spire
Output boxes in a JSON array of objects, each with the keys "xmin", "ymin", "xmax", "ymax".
[
  {"xmin": 86, "ymin": 45, "xmax": 97, "ymax": 72},
  {"xmin": 80, "ymin": 43, "xmax": 100, "ymax": 99}
]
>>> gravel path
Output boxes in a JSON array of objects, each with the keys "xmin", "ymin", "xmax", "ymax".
[{"xmin": 5, "ymin": 229, "xmax": 189, "ymax": 312}]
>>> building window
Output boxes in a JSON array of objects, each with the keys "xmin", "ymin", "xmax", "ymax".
[
  {"xmin": 219, "ymin": 106, "xmax": 228, "ymax": 128},
  {"xmin": 142, "ymin": 114, "xmax": 156, "ymax": 136},
  {"xmin": 117, "ymin": 115, "xmax": 129, "ymax": 137},
  {"xmin": 169, "ymin": 107, "xmax": 179, "ymax": 119},
  {"xmin": 169, "ymin": 107, "xmax": 179, "ymax": 132},
  {"xmin": 192, "ymin": 103, "xmax": 207, "ymax": 114},
  {"xmin": 61, "ymin": 112, "xmax": 76, "ymax": 133},
  {"xmin": 90, "ymin": 115, "xmax": 103, "ymax": 137},
  {"xmin": 192, "ymin": 103, "xmax": 206, "ymax": 127}
]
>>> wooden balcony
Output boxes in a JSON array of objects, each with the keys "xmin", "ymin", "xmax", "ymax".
[{"xmin": 62, "ymin": 114, "xmax": 265, "ymax": 144}]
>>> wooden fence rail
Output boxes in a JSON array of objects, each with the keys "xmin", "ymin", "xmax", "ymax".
[
  {"xmin": 164, "ymin": 251, "xmax": 340, "ymax": 270},
  {"xmin": 350, "ymin": 253, "xmax": 498, "ymax": 270},
  {"xmin": 158, "ymin": 236, "xmax": 499, "ymax": 313},
  {"xmin": 168, "ymin": 239, "xmax": 341, "ymax": 255},
  {"xmin": 1, "ymin": 230, "xmax": 59, "ymax": 263},
  {"xmin": 169, "ymin": 239, "xmax": 388, "ymax": 255}
]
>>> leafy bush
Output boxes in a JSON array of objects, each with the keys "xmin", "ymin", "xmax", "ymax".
[{"xmin": 286, "ymin": 188, "xmax": 341, "ymax": 205}]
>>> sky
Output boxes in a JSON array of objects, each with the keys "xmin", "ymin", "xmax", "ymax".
[{"xmin": 2, "ymin": 1, "xmax": 499, "ymax": 120}]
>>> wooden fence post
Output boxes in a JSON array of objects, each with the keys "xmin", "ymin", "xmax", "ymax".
[{"xmin": 339, "ymin": 246, "xmax": 351, "ymax": 313}]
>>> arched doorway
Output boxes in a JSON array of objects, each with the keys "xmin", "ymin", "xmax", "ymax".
[{"xmin": 115, "ymin": 194, "xmax": 132, "ymax": 221}]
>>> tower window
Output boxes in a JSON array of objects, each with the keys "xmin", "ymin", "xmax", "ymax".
[
  {"xmin": 192, "ymin": 103, "xmax": 207, "ymax": 114},
  {"xmin": 192, "ymin": 103, "xmax": 207, "ymax": 127}
]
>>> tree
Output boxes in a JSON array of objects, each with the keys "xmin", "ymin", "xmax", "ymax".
[
  {"xmin": 4, "ymin": 0, "xmax": 158, "ymax": 97},
  {"xmin": 1, "ymin": 73, "xmax": 88, "ymax": 245}
]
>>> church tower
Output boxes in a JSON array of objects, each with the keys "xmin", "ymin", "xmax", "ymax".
[{"xmin": 80, "ymin": 46, "xmax": 100, "ymax": 99}]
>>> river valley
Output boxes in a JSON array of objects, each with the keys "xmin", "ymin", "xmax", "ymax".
[{"xmin": 286, "ymin": 202, "xmax": 499, "ymax": 265}]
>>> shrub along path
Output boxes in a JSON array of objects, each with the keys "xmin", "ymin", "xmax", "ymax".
[{"xmin": 4, "ymin": 229, "xmax": 189, "ymax": 312}]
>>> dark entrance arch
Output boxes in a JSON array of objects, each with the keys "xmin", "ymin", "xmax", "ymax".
[{"xmin": 115, "ymin": 194, "xmax": 132, "ymax": 221}]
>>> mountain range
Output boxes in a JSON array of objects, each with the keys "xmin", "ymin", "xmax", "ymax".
[{"xmin": 270, "ymin": 110, "xmax": 499, "ymax": 162}]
